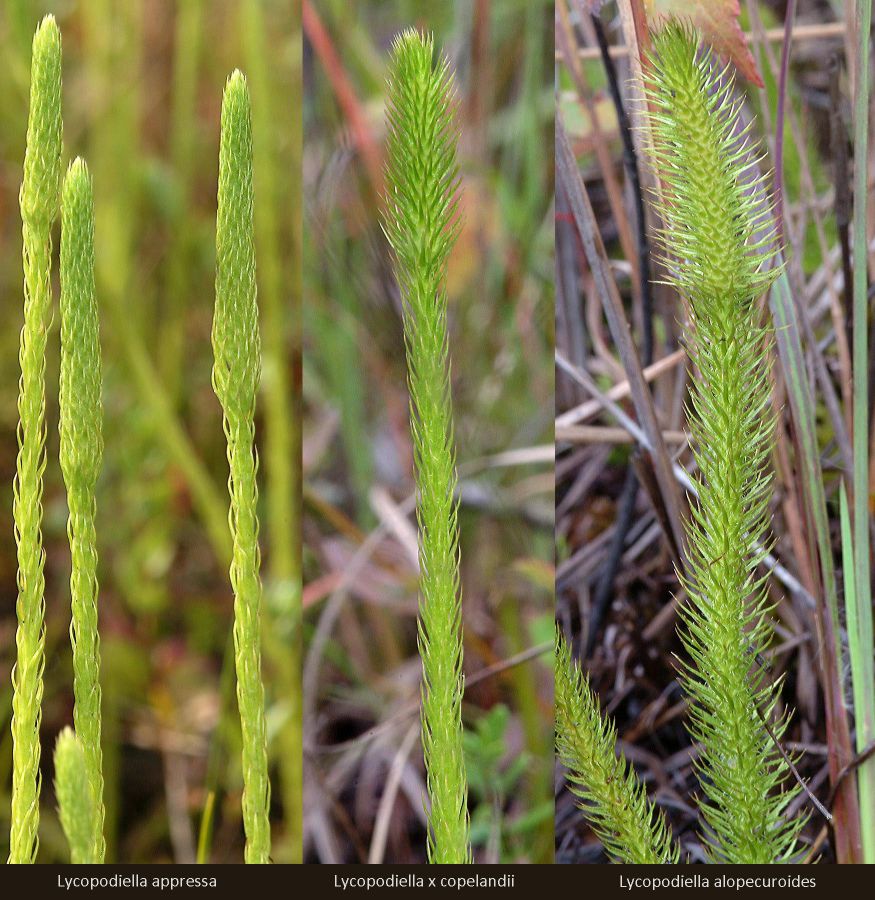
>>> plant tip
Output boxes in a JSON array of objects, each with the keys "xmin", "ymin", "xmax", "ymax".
[
  {"xmin": 226, "ymin": 69, "xmax": 247, "ymax": 91},
  {"xmin": 34, "ymin": 13, "xmax": 60, "ymax": 53},
  {"xmin": 67, "ymin": 156, "xmax": 88, "ymax": 180},
  {"xmin": 55, "ymin": 725, "xmax": 77, "ymax": 752}
]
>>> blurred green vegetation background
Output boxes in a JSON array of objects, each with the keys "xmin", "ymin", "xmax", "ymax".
[
  {"xmin": 302, "ymin": 0, "xmax": 554, "ymax": 863},
  {"xmin": 0, "ymin": 0, "xmax": 300, "ymax": 862}
]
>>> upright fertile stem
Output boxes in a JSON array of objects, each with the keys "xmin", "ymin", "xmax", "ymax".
[
  {"xmin": 60, "ymin": 158, "xmax": 106, "ymax": 863},
  {"xmin": 9, "ymin": 15, "xmax": 62, "ymax": 865},
  {"xmin": 383, "ymin": 30, "xmax": 470, "ymax": 864},
  {"xmin": 53, "ymin": 728, "xmax": 98, "ymax": 865},
  {"xmin": 212, "ymin": 70, "xmax": 271, "ymax": 864},
  {"xmin": 644, "ymin": 24, "xmax": 801, "ymax": 862},
  {"xmin": 555, "ymin": 629, "xmax": 678, "ymax": 863}
]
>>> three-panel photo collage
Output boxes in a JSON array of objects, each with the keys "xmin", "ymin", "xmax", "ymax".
[{"xmin": 1, "ymin": 0, "xmax": 875, "ymax": 885}]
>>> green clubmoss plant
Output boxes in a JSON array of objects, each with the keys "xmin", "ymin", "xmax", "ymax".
[
  {"xmin": 382, "ymin": 29, "xmax": 470, "ymax": 864},
  {"xmin": 53, "ymin": 728, "xmax": 98, "ymax": 864},
  {"xmin": 554, "ymin": 23, "xmax": 806, "ymax": 864},
  {"xmin": 644, "ymin": 23, "xmax": 802, "ymax": 863},
  {"xmin": 9, "ymin": 14, "xmax": 63, "ymax": 865},
  {"xmin": 60, "ymin": 157, "xmax": 106, "ymax": 864},
  {"xmin": 212, "ymin": 70, "xmax": 271, "ymax": 865},
  {"xmin": 555, "ymin": 629, "xmax": 678, "ymax": 863}
]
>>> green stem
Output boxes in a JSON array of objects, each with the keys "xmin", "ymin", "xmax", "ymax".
[
  {"xmin": 9, "ymin": 15, "xmax": 62, "ymax": 865},
  {"xmin": 554, "ymin": 629, "xmax": 678, "ymax": 863},
  {"xmin": 59, "ymin": 157, "xmax": 106, "ymax": 864},
  {"xmin": 644, "ymin": 23, "xmax": 802, "ymax": 863},
  {"xmin": 383, "ymin": 29, "xmax": 470, "ymax": 864},
  {"xmin": 212, "ymin": 70, "xmax": 271, "ymax": 864}
]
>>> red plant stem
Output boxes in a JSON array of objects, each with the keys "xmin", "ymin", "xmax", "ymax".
[
  {"xmin": 820, "ymin": 604, "xmax": 864, "ymax": 863},
  {"xmin": 773, "ymin": 0, "xmax": 796, "ymax": 249},
  {"xmin": 627, "ymin": 0, "xmax": 651, "ymax": 56},
  {"xmin": 772, "ymin": 0, "xmax": 862, "ymax": 863},
  {"xmin": 301, "ymin": 0, "xmax": 383, "ymax": 192}
]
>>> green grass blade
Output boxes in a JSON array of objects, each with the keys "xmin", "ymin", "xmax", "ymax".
[
  {"xmin": 769, "ymin": 259, "xmax": 862, "ymax": 862},
  {"xmin": 241, "ymin": 0, "xmax": 302, "ymax": 862},
  {"xmin": 839, "ymin": 483, "xmax": 874, "ymax": 804},
  {"xmin": 851, "ymin": 0, "xmax": 875, "ymax": 861},
  {"xmin": 160, "ymin": 0, "xmax": 205, "ymax": 401},
  {"xmin": 196, "ymin": 791, "xmax": 217, "ymax": 865}
]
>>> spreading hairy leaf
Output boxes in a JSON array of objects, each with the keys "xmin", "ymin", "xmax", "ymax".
[
  {"xmin": 644, "ymin": 0, "xmax": 764, "ymax": 87},
  {"xmin": 644, "ymin": 23, "xmax": 802, "ymax": 862},
  {"xmin": 555, "ymin": 629, "xmax": 679, "ymax": 864},
  {"xmin": 383, "ymin": 29, "xmax": 470, "ymax": 865}
]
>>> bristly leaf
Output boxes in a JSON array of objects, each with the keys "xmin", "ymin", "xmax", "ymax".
[
  {"xmin": 382, "ymin": 29, "xmax": 470, "ymax": 864},
  {"xmin": 555, "ymin": 629, "xmax": 679, "ymax": 864},
  {"xmin": 644, "ymin": 22, "xmax": 803, "ymax": 863}
]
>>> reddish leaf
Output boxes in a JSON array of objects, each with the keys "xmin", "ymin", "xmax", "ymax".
[{"xmin": 644, "ymin": 0, "xmax": 764, "ymax": 88}]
